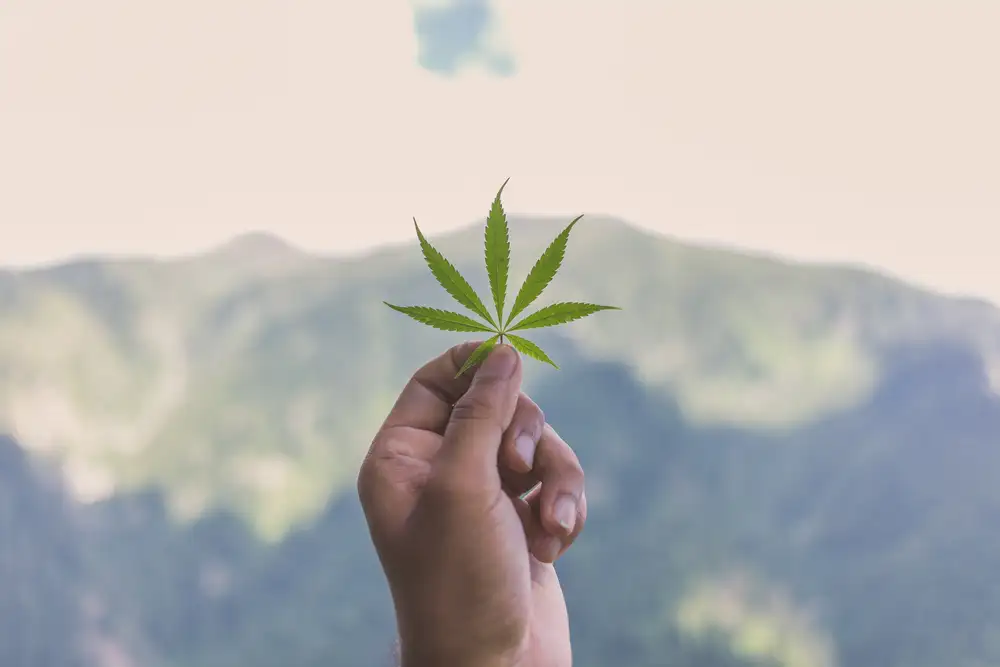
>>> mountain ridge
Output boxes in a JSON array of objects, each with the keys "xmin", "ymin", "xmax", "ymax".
[
  {"xmin": 4, "ymin": 218, "xmax": 1000, "ymax": 666},
  {"xmin": 1, "ymin": 216, "xmax": 999, "ymax": 536},
  {"xmin": 8, "ymin": 216, "xmax": 994, "ymax": 310}
]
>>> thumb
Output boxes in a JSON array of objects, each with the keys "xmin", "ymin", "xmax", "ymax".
[{"xmin": 437, "ymin": 343, "xmax": 522, "ymax": 476}]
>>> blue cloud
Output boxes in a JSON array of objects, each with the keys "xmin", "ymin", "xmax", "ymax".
[{"xmin": 412, "ymin": 0, "xmax": 515, "ymax": 76}]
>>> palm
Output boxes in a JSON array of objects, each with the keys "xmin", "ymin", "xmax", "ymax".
[
  {"xmin": 445, "ymin": 482, "xmax": 573, "ymax": 667},
  {"xmin": 391, "ymin": 428, "xmax": 574, "ymax": 667}
]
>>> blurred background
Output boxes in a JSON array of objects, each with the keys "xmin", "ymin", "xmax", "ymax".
[{"xmin": 2, "ymin": 1, "xmax": 1000, "ymax": 666}]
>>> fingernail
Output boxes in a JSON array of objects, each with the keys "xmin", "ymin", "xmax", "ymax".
[
  {"xmin": 514, "ymin": 434, "xmax": 536, "ymax": 470},
  {"xmin": 477, "ymin": 344, "xmax": 517, "ymax": 380},
  {"xmin": 553, "ymin": 495, "xmax": 577, "ymax": 534}
]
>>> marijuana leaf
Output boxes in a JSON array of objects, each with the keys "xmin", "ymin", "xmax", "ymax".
[
  {"xmin": 505, "ymin": 333, "xmax": 559, "ymax": 369},
  {"xmin": 454, "ymin": 335, "xmax": 501, "ymax": 378},
  {"xmin": 505, "ymin": 214, "xmax": 582, "ymax": 328},
  {"xmin": 414, "ymin": 219, "xmax": 499, "ymax": 329},
  {"xmin": 382, "ymin": 303, "xmax": 498, "ymax": 333},
  {"xmin": 508, "ymin": 302, "xmax": 620, "ymax": 332},
  {"xmin": 485, "ymin": 178, "xmax": 511, "ymax": 324},
  {"xmin": 385, "ymin": 179, "xmax": 620, "ymax": 377}
]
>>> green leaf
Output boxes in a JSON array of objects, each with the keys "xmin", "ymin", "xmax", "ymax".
[
  {"xmin": 390, "ymin": 179, "xmax": 620, "ymax": 376},
  {"xmin": 505, "ymin": 214, "xmax": 583, "ymax": 328},
  {"xmin": 506, "ymin": 334, "xmax": 559, "ymax": 369},
  {"xmin": 484, "ymin": 178, "xmax": 511, "ymax": 324},
  {"xmin": 454, "ymin": 335, "xmax": 501, "ymax": 378},
  {"xmin": 383, "ymin": 303, "xmax": 497, "ymax": 333},
  {"xmin": 508, "ymin": 302, "xmax": 620, "ymax": 331},
  {"xmin": 414, "ymin": 219, "xmax": 498, "ymax": 329}
]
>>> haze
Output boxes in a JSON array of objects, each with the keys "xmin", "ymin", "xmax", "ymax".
[{"xmin": 1, "ymin": 1, "xmax": 997, "ymax": 304}]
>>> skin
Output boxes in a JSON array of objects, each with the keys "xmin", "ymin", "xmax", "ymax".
[{"xmin": 357, "ymin": 341, "xmax": 588, "ymax": 667}]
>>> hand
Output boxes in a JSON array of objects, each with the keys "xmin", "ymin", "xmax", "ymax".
[{"xmin": 358, "ymin": 341, "xmax": 587, "ymax": 667}]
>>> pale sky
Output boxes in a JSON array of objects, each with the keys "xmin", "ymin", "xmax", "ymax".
[{"xmin": 1, "ymin": 1, "xmax": 998, "ymax": 303}]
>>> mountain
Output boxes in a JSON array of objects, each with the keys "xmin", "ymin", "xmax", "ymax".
[
  {"xmin": 2, "ymin": 217, "xmax": 1000, "ymax": 666},
  {"xmin": 3, "ymin": 217, "xmax": 998, "ymax": 537},
  {"xmin": 0, "ymin": 435, "xmax": 147, "ymax": 667}
]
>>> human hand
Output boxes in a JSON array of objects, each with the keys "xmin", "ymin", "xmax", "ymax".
[{"xmin": 358, "ymin": 341, "xmax": 587, "ymax": 667}]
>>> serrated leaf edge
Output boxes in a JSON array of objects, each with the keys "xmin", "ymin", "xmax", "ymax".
[
  {"xmin": 505, "ymin": 333, "xmax": 558, "ymax": 369},
  {"xmin": 414, "ymin": 219, "xmax": 499, "ymax": 330},
  {"xmin": 391, "ymin": 180, "xmax": 622, "ymax": 375},
  {"xmin": 454, "ymin": 335, "xmax": 501, "ymax": 378},
  {"xmin": 383, "ymin": 303, "xmax": 498, "ymax": 333},
  {"xmin": 484, "ymin": 178, "xmax": 511, "ymax": 325},
  {"xmin": 508, "ymin": 302, "xmax": 621, "ymax": 332},
  {"xmin": 505, "ymin": 214, "xmax": 583, "ymax": 329}
]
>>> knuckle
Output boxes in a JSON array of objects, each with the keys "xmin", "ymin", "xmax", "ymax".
[
  {"xmin": 450, "ymin": 390, "xmax": 498, "ymax": 424},
  {"xmin": 356, "ymin": 447, "xmax": 380, "ymax": 506},
  {"xmin": 561, "ymin": 451, "xmax": 585, "ymax": 486},
  {"xmin": 356, "ymin": 464, "xmax": 375, "ymax": 509},
  {"xmin": 355, "ymin": 432, "xmax": 400, "ymax": 506},
  {"xmin": 507, "ymin": 396, "xmax": 544, "ymax": 450},
  {"xmin": 520, "ymin": 397, "xmax": 545, "ymax": 432},
  {"xmin": 536, "ymin": 427, "xmax": 586, "ymax": 489}
]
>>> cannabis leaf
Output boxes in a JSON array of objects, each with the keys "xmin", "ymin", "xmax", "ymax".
[
  {"xmin": 505, "ymin": 333, "xmax": 558, "ymax": 369},
  {"xmin": 505, "ymin": 214, "xmax": 582, "ymax": 328},
  {"xmin": 454, "ymin": 335, "xmax": 501, "ymax": 379},
  {"xmin": 382, "ymin": 304, "xmax": 498, "ymax": 333},
  {"xmin": 414, "ymin": 219, "xmax": 498, "ymax": 329},
  {"xmin": 507, "ymin": 302, "xmax": 619, "ymax": 331},
  {"xmin": 485, "ymin": 177, "xmax": 511, "ymax": 324},
  {"xmin": 385, "ymin": 179, "xmax": 620, "ymax": 377}
]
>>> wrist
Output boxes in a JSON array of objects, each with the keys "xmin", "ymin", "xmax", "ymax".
[
  {"xmin": 395, "ymin": 604, "xmax": 529, "ymax": 667},
  {"xmin": 399, "ymin": 635, "xmax": 525, "ymax": 667},
  {"xmin": 400, "ymin": 647, "xmax": 520, "ymax": 667}
]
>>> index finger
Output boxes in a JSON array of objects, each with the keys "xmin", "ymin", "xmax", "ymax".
[{"xmin": 379, "ymin": 340, "xmax": 484, "ymax": 434}]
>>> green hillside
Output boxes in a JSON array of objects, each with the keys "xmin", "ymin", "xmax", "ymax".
[
  {"xmin": 3, "ymin": 218, "xmax": 1000, "ymax": 667},
  {"xmin": 2, "ymin": 218, "xmax": 997, "ymax": 539}
]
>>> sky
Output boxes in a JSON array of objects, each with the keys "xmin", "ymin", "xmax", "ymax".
[{"xmin": 1, "ymin": 1, "xmax": 998, "ymax": 304}]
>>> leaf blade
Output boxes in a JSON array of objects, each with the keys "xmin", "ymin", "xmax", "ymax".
[
  {"xmin": 383, "ymin": 303, "xmax": 497, "ymax": 333},
  {"xmin": 414, "ymin": 219, "xmax": 498, "ymax": 329},
  {"xmin": 454, "ymin": 335, "xmax": 501, "ymax": 378},
  {"xmin": 508, "ymin": 302, "xmax": 620, "ymax": 331},
  {"xmin": 506, "ymin": 334, "xmax": 559, "ymax": 369},
  {"xmin": 484, "ymin": 178, "xmax": 511, "ymax": 324},
  {"xmin": 505, "ymin": 214, "xmax": 582, "ymax": 328}
]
